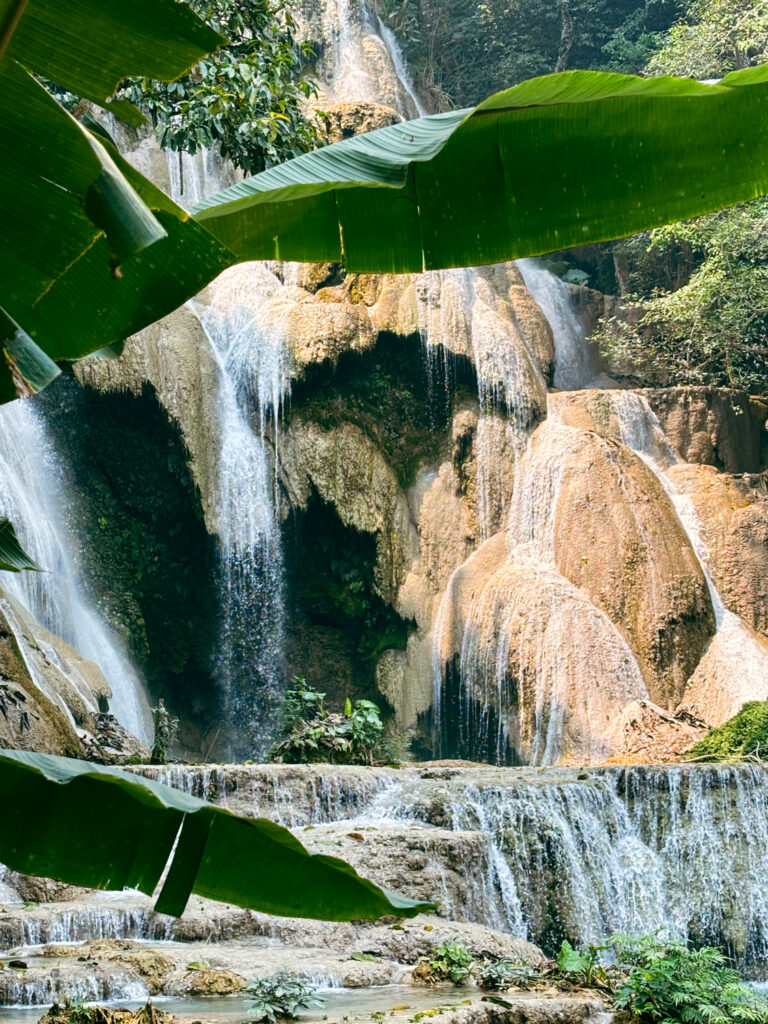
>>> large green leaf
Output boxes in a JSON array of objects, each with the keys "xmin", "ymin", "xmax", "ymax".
[
  {"xmin": 0, "ymin": 0, "xmax": 222, "ymax": 124},
  {"xmin": 0, "ymin": 518, "xmax": 41, "ymax": 572},
  {"xmin": 0, "ymin": 0, "xmax": 225, "ymax": 398},
  {"xmin": 0, "ymin": 749, "xmax": 432, "ymax": 919},
  {"xmin": 193, "ymin": 67, "xmax": 768, "ymax": 272}
]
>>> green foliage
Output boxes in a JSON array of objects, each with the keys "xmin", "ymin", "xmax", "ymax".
[
  {"xmin": 556, "ymin": 940, "xmax": 608, "ymax": 988},
  {"xmin": 120, "ymin": 0, "xmax": 322, "ymax": 176},
  {"xmin": 247, "ymin": 973, "xmax": 323, "ymax": 1022},
  {"xmin": 68, "ymin": 1000, "xmax": 93, "ymax": 1024},
  {"xmin": 686, "ymin": 701, "xmax": 768, "ymax": 761},
  {"xmin": 0, "ymin": 749, "xmax": 431, "ymax": 920},
  {"xmin": 373, "ymin": 0, "xmax": 679, "ymax": 108},
  {"xmin": 647, "ymin": 0, "xmax": 768, "ymax": 79},
  {"xmin": 423, "ymin": 942, "xmax": 475, "ymax": 985},
  {"xmin": 598, "ymin": 199, "xmax": 768, "ymax": 394},
  {"xmin": 270, "ymin": 681, "xmax": 385, "ymax": 765},
  {"xmin": 612, "ymin": 938, "xmax": 768, "ymax": 1024},
  {"xmin": 0, "ymin": 518, "xmax": 41, "ymax": 574}
]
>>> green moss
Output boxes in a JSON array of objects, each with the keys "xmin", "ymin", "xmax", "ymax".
[{"xmin": 686, "ymin": 701, "xmax": 768, "ymax": 761}]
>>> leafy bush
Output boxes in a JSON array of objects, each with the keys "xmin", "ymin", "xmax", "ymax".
[
  {"xmin": 686, "ymin": 701, "xmax": 768, "ymax": 762},
  {"xmin": 419, "ymin": 942, "xmax": 475, "ymax": 985},
  {"xmin": 247, "ymin": 972, "xmax": 323, "ymax": 1022},
  {"xmin": 556, "ymin": 940, "xmax": 608, "ymax": 988},
  {"xmin": 269, "ymin": 680, "xmax": 385, "ymax": 765},
  {"xmin": 612, "ymin": 938, "xmax": 768, "ymax": 1024}
]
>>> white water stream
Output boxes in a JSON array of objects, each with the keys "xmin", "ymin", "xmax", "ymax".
[{"xmin": 0, "ymin": 400, "xmax": 151, "ymax": 742}]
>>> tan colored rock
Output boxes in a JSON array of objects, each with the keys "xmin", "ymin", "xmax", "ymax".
[
  {"xmin": 604, "ymin": 699, "xmax": 705, "ymax": 764},
  {"xmin": 666, "ymin": 463, "xmax": 768, "ymax": 636},
  {"xmin": 282, "ymin": 290, "xmax": 375, "ymax": 369},
  {"xmin": 679, "ymin": 617, "xmax": 768, "ymax": 728},
  {"xmin": 645, "ymin": 387, "xmax": 768, "ymax": 472},
  {"xmin": 0, "ymin": 598, "xmax": 84, "ymax": 757},
  {"xmin": 322, "ymin": 101, "xmax": 402, "ymax": 141},
  {"xmin": 509, "ymin": 284, "xmax": 555, "ymax": 384},
  {"xmin": 514, "ymin": 420, "xmax": 715, "ymax": 709},
  {"xmin": 280, "ymin": 419, "xmax": 418, "ymax": 602},
  {"xmin": 171, "ymin": 968, "xmax": 246, "ymax": 996},
  {"xmin": 435, "ymin": 549, "xmax": 651, "ymax": 764}
]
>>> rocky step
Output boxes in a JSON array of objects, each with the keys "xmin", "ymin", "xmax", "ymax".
[{"xmin": 0, "ymin": 912, "xmax": 543, "ymax": 1006}]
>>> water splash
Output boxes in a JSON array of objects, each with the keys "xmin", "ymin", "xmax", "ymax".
[
  {"xmin": 132, "ymin": 762, "xmax": 768, "ymax": 973},
  {"xmin": 0, "ymin": 399, "xmax": 151, "ymax": 743}
]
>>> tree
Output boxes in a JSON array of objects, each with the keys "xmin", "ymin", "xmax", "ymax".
[
  {"xmin": 120, "ymin": 0, "xmax": 321, "ymax": 177},
  {"xmin": 374, "ymin": 0, "xmax": 680, "ymax": 108},
  {"xmin": 597, "ymin": 0, "xmax": 768, "ymax": 393}
]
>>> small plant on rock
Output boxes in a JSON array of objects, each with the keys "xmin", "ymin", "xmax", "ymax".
[
  {"xmin": 247, "ymin": 972, "xmax": 323, "ymax": 1022},
  {"xmin": 269, "ymin": 679, "xmax": 384, "ymax": 765},
  {"xmin": 416, "ymin": 942, "xmax": 474, "ymax": 985},
  {"xmin": 556, "ymin": 940, "xmax": 609, "ymax": 989}
]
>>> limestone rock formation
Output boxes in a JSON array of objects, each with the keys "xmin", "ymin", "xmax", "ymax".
[
  {"xmin": 666, "ymin": 463, "xmax": 768, "ymax": 636},
  {"xmin": 645, "ymin": 387, "xmax": 768, "ymax": 473},
  {"xmin": 74, "ymin": 306, "xmax": 221, "ymax": 532},
  {"xmin": 0, "ymin": 597, "xmax": 85, "ymax": 757},
  {"xmin": 322, "ymin": 101, "xmax": 402, "ymax": 141}
]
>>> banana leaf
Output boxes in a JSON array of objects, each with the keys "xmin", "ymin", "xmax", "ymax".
[
  {"xmin": 0, "ymin": 0, "xmax": 225, "ymax": 396},
  {"xmin": 0, "ymin": 749, "xmax": 433, "ymax": 919},
  {"xmin": 0, "ymin": 0, "xmax": 222, "ymax": 124},
  {"xmin": 193, "ymin": 66, "xmax": 768, "ymax": 272},
  {"xmin": 0, "ymin": 518, "xmax": 41, "ymax": 572}
]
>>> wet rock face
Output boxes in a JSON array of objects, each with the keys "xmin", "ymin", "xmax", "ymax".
[
  {"xmin": 544, "ymin": 426, "xmax": 715, "ymax": 708},
  {"xmin": 666, "ymin": 464, "xmax": 768, "ymax": 637},
  {"xmin": 322, "ymin": 101, "xmax": 402, "ymax": 141},
  {"xmin": 0, "ymin": 599, "xmax": 85, "ymax": 757}
]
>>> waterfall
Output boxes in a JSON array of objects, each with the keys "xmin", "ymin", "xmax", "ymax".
[
  {"xmin": 193, "ymin": 264, "xmax": 290, "ymax": 757},
  {"xmin": 0, "ymin": 399, "xmax": 151, "ymax": 743},
  {"xmin": 605, "ymin": 391, "xmax": 768, "ymax": 707},
  {"xmin": 375, "ymin": 15, "xmax": 427, "ymax": 116},
  {"xmin": 517, "ymin": 259, "xmax": 595, "ymax": 390},
  {"xmin": 133, "ymin": 762, "xmax": 768, "ymax": 974}
]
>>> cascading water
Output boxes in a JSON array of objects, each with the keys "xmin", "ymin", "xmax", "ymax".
[
  {"xmin": 517, "ymin": 259, "xmax": 596, "ymax": 390},
  {"xmin": 194, "ymin": 264, "xmax": 290, "ymax": 757},
  {"xmin": 0, "ymin": 399, "xmax": 151, "ymax": 742},
  {"xmin": 133, "ymin": 762, "xmax": 768, "ymax": 974},
  {"xmin": 604, "ymin": 391, "xmax": 768, "ymax": 706}
]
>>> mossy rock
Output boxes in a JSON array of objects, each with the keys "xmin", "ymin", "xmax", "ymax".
[{"xmin": 686, "ymin": 701, "xmax": 768, "ymax": 761}]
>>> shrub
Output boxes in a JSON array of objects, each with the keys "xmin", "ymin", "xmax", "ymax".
[
  {"xmin": 686, "ymin": 701, "xmax": 768, "ymax": 761},
  {"xmin": 612, "ymin": 938, "xmax": 768, "ymax": 1024},
  {"xmin": 269, "ymin": 680, "xmax": 384, "ymax": 765},
  {"xmin": 418, "ymin": 942, "xmax": 474, "ymax": 985},
  {"xmin": 247, "ymin": 972, "xmax": 323, "ymax": 1022}
]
